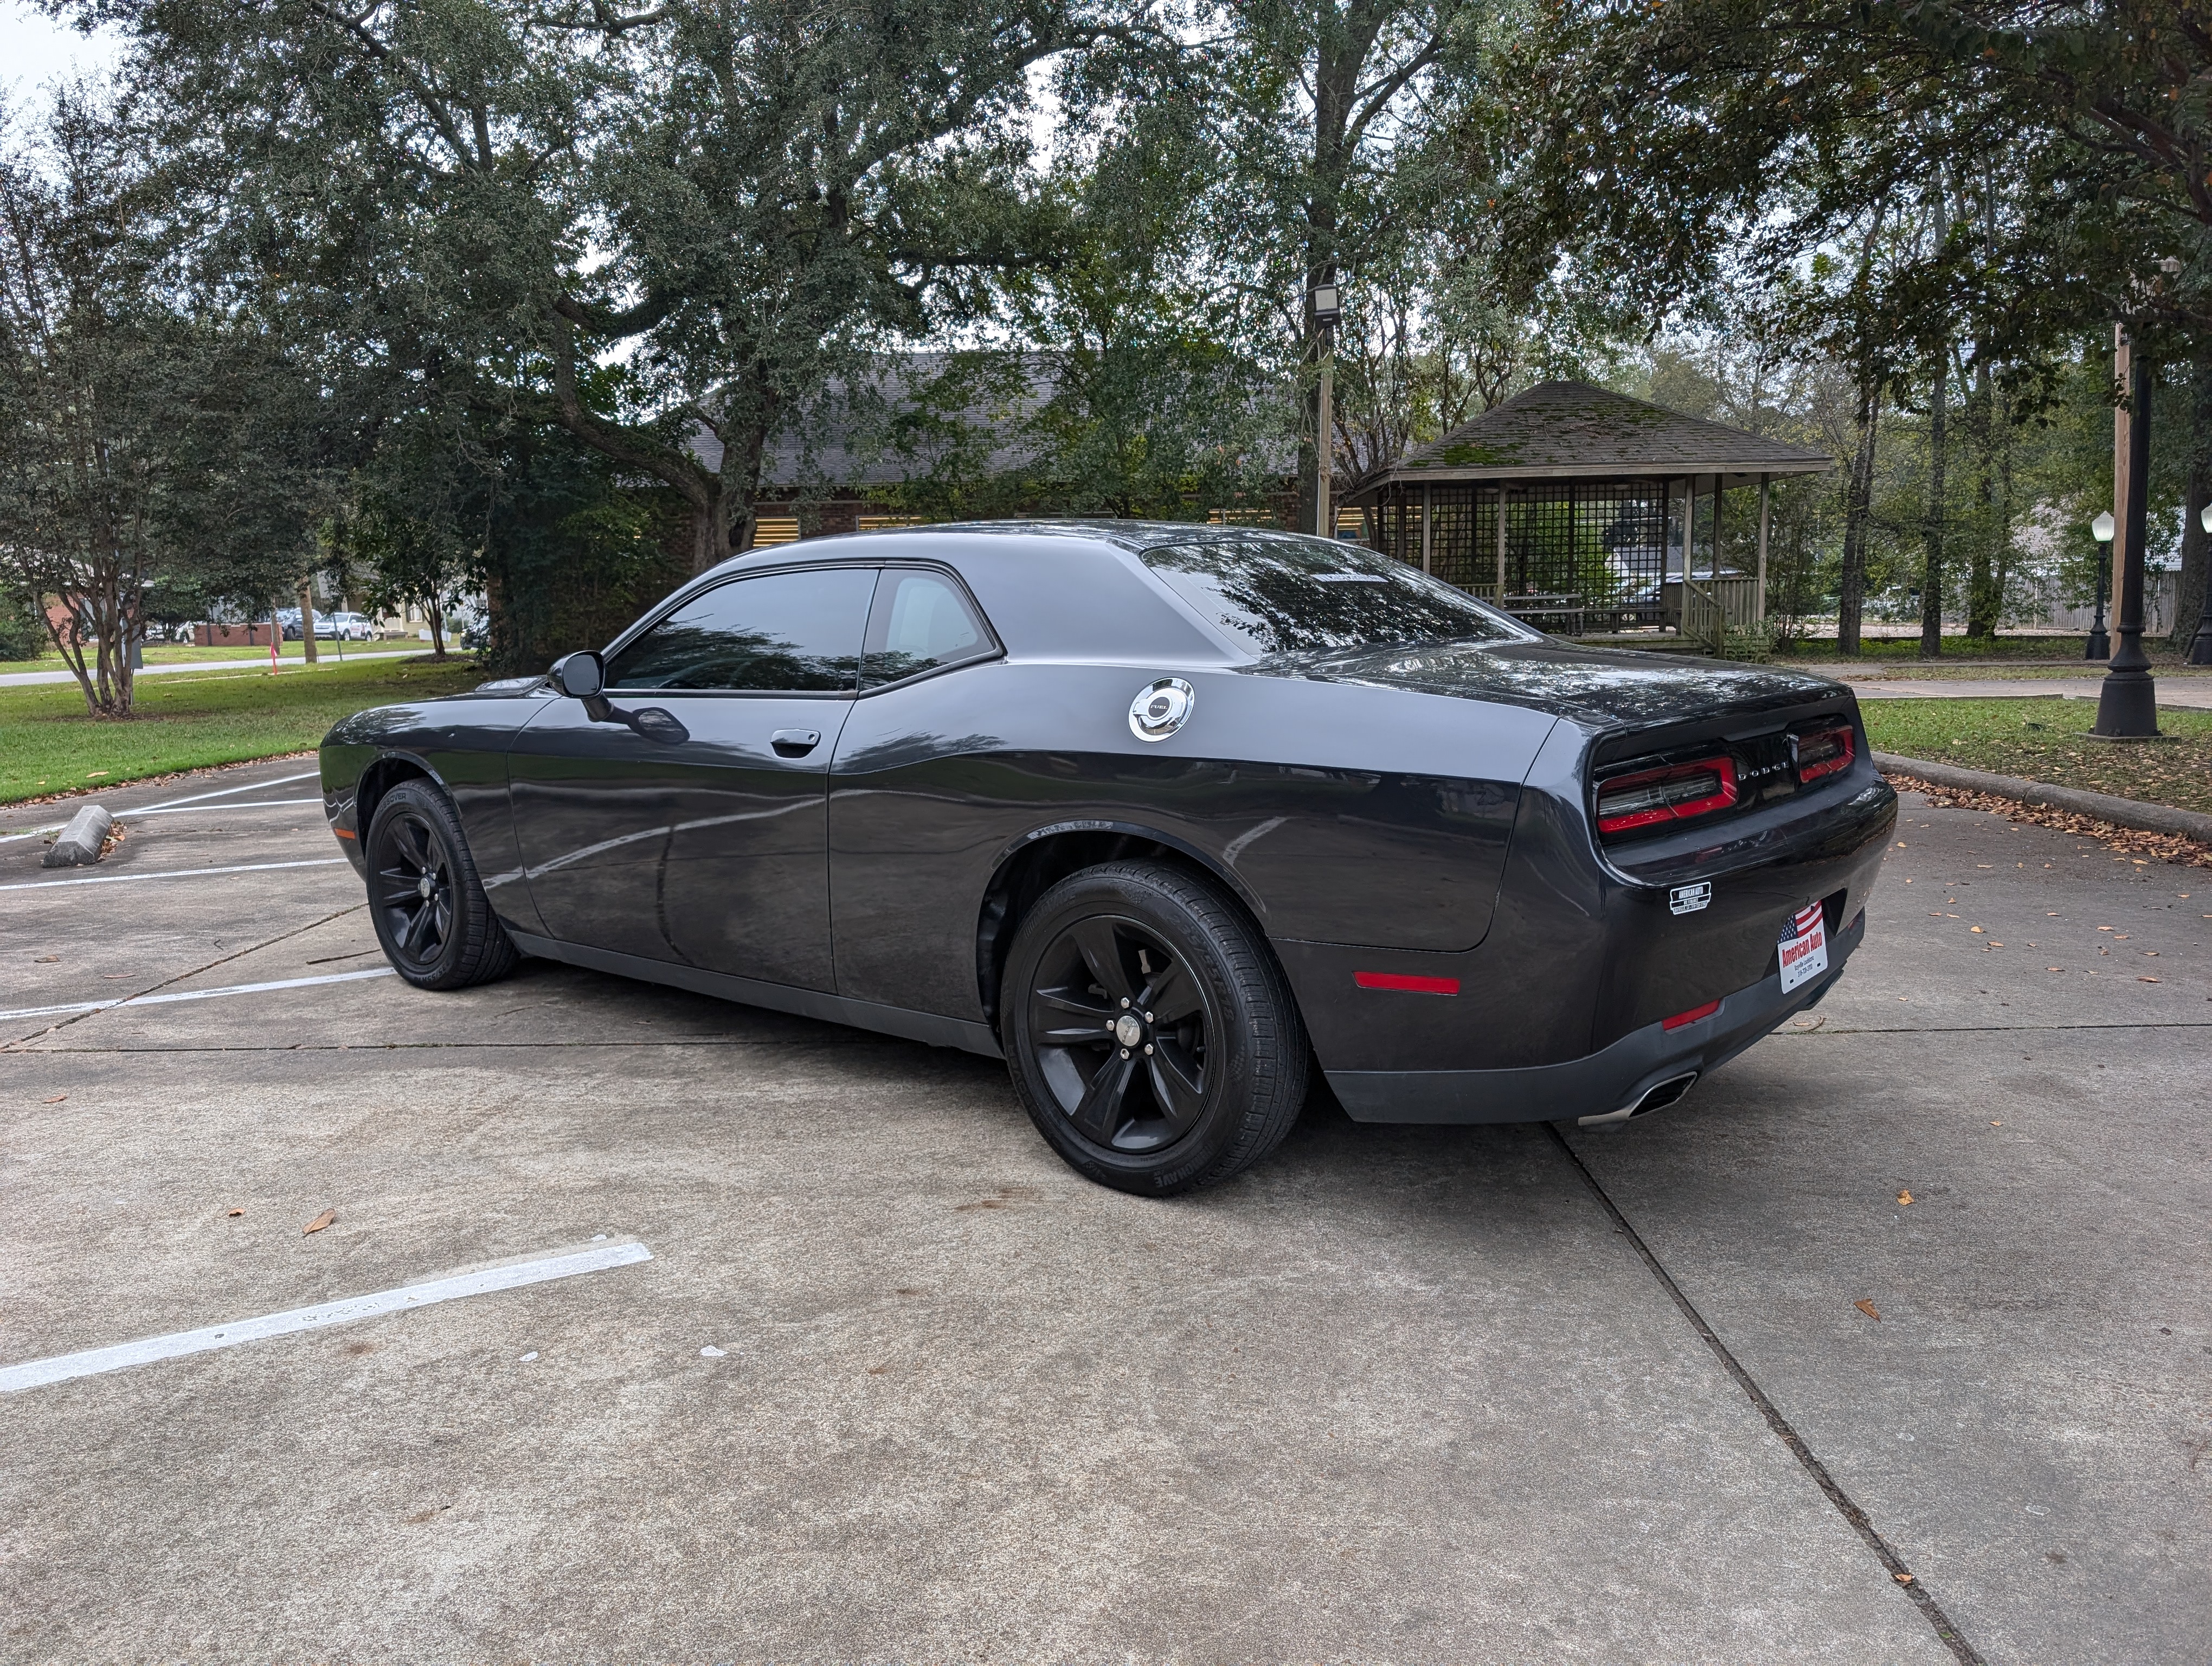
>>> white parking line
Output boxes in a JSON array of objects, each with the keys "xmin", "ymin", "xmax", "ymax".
[
  {"xmin": 0, "ymin": 1241, "xmax": 654, "ymax": 1393},
  {"xmin": 0, "ymin": 771, "xmax": 321, "ymax": 842},
  {"xmin": 131, "ymin": 770, "xmax": 323, "ymax": 810},
  {"xmin": 123, "ymin": 798, "xmax": 323, "ymax": 818},
  {"xmin": 0, "ymin": 857, "xmax": 345, "ymax": 892},
  {"xmin": 0, "ymin": 967, "xmax": 395, "ymax": 1024}
]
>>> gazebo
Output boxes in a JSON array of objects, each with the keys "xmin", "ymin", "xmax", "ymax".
[{"xmin": 1344, "ymin": 381, "xmax": 1834, "ymax": 638}]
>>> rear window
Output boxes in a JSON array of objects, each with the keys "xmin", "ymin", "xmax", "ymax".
[{"xmin": 1141, "ymin": 538, "xmax": 1531, "ymax": 656}]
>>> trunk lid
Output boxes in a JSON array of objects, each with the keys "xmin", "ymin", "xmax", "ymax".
[{"xmin": 1264, "ymin": 639, "xmax": 1847, "ymax": 736}]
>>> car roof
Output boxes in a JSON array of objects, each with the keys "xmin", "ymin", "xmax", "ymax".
[
  {"xmin": 679, "ymin": 519, "xmax": 1334, "ymax": 667},
  {"xmin": 706, "ymin": 518, "xmax": 1328, "ymax": 569}
]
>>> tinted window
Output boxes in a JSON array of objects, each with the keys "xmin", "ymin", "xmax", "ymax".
[
  {"xmin": 1141, "ymin": 537, "xmax": 1531, "ymax": 657},
  {"xmin": 861, "ymin": 569, "xmax": 995, "ymax": 688},
  {"xmin": 606, "ymin": 567, "xmax": 873, "ymax": 692}
]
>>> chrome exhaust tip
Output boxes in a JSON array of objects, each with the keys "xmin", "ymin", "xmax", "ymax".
[{"xmin": 1578, "ymin": 1071, "xmax": 1699, "ymax": 1130}]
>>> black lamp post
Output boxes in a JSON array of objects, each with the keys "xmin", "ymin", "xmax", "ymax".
[
  {"xmin": 2190, "ymin": 502, "xmax": 2212, "ymax": 667},
  {"xmin": 2086, "ymin": 510, "xmax": 2113, "ymax": 661},
  {"xmin": 2092, "ymin": 353, "xmax": 2159, "ymax": 738},
  {"xmin": 1309, "ymin": 280, "xmax": 1342, "ymax": 540}
]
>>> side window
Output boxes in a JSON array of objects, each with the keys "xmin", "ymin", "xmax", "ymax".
[
  {"xmin": 861, "ymin": 569, "xmax": 996, "ymax": 689},
  {"xmin": 606, "ymin": 567, "xmax": 874, "ymax": 693}
]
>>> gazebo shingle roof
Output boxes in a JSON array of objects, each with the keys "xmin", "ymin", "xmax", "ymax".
[{"xmin": 1349, "ymin": 380, "xmax": 1833, "ymax": 496}]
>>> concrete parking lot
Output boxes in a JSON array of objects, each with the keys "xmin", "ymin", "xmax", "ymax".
[{"xmin": 2, "ymin": 757, "xmax": 2207, "ymax": 1663}]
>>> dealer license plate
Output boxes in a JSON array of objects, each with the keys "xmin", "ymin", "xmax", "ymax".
[{"xmin": 1778, "ymin": 902, "xmax": 1829, "ymax": 994}]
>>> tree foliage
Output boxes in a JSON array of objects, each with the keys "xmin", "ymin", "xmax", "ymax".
[{"xmin": 0, "ymin": 84, "xmax": 328, "ymax": 714}]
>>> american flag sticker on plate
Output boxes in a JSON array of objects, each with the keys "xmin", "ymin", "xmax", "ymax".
[{"xmin": 1778, "ymin": 903, "xmax": 1829, "ymax": 993}]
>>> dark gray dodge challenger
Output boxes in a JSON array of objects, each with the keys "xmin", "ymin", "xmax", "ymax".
[{"xmin": 320, "ymin": 522, "xmax": 1896, "ymax": 1194}]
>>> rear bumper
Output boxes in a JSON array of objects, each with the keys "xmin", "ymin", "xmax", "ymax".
[{"xmin": 1324, "ymin": 906, "xmax": 1864, "ymax": 1125}]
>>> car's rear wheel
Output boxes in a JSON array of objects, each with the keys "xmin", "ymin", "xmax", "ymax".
[
  {"xmin": 364, "ymin": 779, "xmax": 519, "ymax": 990},
  {"xmin": 1004, "ymin": 862, "xmax": 1308, "ymax": 1195}
]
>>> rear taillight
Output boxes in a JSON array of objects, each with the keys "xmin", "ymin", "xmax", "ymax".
[
  {"xmin": 1793, "ymin": 724, "xmax": 1855, "ymax": 783},
  {"xmin": 1595, "ymin": 755, "xmax": 1739, "ymax": 836}
]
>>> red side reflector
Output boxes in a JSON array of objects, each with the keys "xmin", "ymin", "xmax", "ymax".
[
  {"xmin": 332, "ymin": 827, "xmax": 357, "ymax": 840},
  {"xmin": 1354, "ymin": 972, "xmax": 1461, "ymax": 995},
  {"xmin": 1662, "ymin": 999, "xmax": 1721, "ymax": 1031}
]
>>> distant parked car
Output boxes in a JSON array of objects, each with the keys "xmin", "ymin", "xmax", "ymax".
[{"xmin": 317, "ymin": 612, "xmax": 377, "ymax": 642}]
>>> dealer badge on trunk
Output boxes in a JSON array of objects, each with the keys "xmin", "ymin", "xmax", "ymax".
[{"xmin": 1668, "ymin": 881, "xmax": 1712, "ymax": 915}]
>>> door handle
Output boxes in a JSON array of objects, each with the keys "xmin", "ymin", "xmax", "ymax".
[{"xmin": 770, "ymin": 728, "xmax": 821, "ymax": 758}]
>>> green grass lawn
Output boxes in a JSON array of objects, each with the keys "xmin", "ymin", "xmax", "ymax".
[
  {"xmin": 1863, "ymin": 697, "xmax": 2212, "ymax": 815},
  {"xmin": 1775, "ymin": 635, "xmax": 2131, "ymax": 663},
  {"xmin": 0, "ymin": 640, "xmax": 421, "ymax": 675},
  {"xmin": 1, "ymin": 654, "xmax": 487, "ymax": 803}
]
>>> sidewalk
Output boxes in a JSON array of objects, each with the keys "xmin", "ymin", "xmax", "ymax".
[
  {"xmin": 0, "ymin": 648, "xmax": 421, "ymax": 689},
  {"xmin": 1841, "ymin": 676, "xmax": 2212, "ymax": 709}
]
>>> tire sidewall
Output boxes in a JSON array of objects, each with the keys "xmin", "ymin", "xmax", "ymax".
[
  {"xmin": 365, "ymin": 781, "xmax": 473, "ymax": 988},
  {"xmin": 1004, "ymin": 866, "xmax": 1266, "ymax": 1193}
]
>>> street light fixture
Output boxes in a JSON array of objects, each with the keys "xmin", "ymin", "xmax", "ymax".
[
  {"xmin": 1309, "ymin": 280, "xmax": 1343, "ymax": 540},
  {"xmin": 2192, "ymin": 503, "xmax": 2212, "ymax": 666},
  {"xmin": 2086, "ymin": 510, "xmax": 2113, "ymax": 661}
]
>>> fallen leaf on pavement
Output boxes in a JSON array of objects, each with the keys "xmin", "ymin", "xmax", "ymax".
[
  {"xmin": 1854, "ymin": 1299, "xmax": 1881, "ymax": 1321},
  {"xmin": 1894, "ymin": 1572, "xmax": 1914, "ymax": 1585},
  {"xmin": 43, "ymin": 1094, "xmax": 65, "ymax": 1104},
  {"xmin": 1991, "ymin": 1120, "xmax": 2002, "ymax": 1126},
  {"xmin": 227, "ymin": 1208, "xmax": 245, "ymax": 1218},
  {"xmin": 2140, "ymin": 977, "xmax": 2160, "ymax": 984},
  {"xmin": 35, "ymin": 955, "xmax": 58, "ymax": 963},
  {"xmin": 1896, "ymin": 1190, "xmax": 1913, "ymax": 1206},
  {"xmin": 303, "ymin": 1209, "xmax": 336, "ymax": 1234}
]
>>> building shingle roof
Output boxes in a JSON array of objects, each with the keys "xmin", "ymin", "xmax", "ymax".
[{"xmin": 1349, "ymin": 380, "xmax": 1834, "ymax": 497}]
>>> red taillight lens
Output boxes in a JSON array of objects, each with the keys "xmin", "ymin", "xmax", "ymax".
[
  {"xmin": 1595, "ymin": 755, "xmax": 1739, "ymax": 836},
  {"xmin": 1794, "ymin": 724, "xmax": 1855, "ymax": 783}
]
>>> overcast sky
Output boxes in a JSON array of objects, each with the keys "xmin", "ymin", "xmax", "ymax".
[{"xmin": 1, "ymin": 2, "xmax": 124, "ymax": 104}]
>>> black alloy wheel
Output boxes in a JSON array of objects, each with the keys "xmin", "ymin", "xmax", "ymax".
[
  {"xmin": 1028, "ymin": 913, "xmax": 1213, "ymax": 1154},
  {"xmin": 363, "ymin": 779, "xmax": 518, "ymax": 990},
  {"xmin": 1004, "ymin": 862, "xmax": 1309, "ymax": 1195}
]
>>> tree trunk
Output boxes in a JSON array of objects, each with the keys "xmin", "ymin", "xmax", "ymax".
[
  {"xmin": 1966, "ymin": 361, "xmax": 1999, "ymax": 640},
  {"xmin": 2170, "ymin": 351, "xmax": 2212, "ymax": 653},
  {"xmin": 299, "ymin": 585, "xmax": 319, "ymax": 664},
  {"xmin": 427, "ymin": 599, "xmax": 446, "ymax": 659},
  {"xmin": 1994, "ymin": 428, "xmax": 2015, "ymax": 637},
  {"xmin": 1838, "ymin": 375, "xmax": 1881, "ymax": 656},
  {"xmin": 1920, "ymin": 356, "xmax": 1947, "ymax": 657}
]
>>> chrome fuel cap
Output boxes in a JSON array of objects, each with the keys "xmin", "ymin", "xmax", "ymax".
[{"xmin": 1128, "ymin": 677, "xmax": 1195, "ymax": 741}]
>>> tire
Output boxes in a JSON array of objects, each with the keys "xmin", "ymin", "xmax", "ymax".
[
  {"xmin": 363, "ymin": 779, "xmax": 519, "ymax": 991},
  {"xmin": 1002, "ymin": 861, "xmax": 1309, "ymax": 1196}
]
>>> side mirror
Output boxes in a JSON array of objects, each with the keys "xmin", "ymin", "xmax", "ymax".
[{"xmin": 552, "ymin": 651, "xmax": 604, "ymax": 699}]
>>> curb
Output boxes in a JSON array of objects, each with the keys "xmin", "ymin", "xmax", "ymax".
[{"xmin": 1874, "ymin": 752, "xmax": 2212, "ymax": 845}]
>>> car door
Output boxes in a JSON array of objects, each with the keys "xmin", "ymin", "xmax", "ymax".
[
  {"xmin": 508, "ymin": 564, "xmax": 874, "ymax": 989},
  {"xmin": 827, "ymin": 565, "xmax": 1006, "ymax": 1014}
]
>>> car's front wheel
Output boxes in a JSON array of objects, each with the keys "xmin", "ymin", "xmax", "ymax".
[
  {"xmin": 364, "ymin": 779, "xmax": 519, "ymax": 990},
  {"xmin": 1003, "ymin": 862, "xmax": 1309, "ymax": 1195}
]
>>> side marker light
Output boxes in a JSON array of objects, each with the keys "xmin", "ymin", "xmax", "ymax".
[{"xmin": 1354, "ymin": 972, "xmax": 1460, "ymax": 995}]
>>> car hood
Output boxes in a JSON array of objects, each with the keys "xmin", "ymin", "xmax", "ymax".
[{"xmin": 1254, "ymin": 639, "xmax": 1849, "ymax": 734}]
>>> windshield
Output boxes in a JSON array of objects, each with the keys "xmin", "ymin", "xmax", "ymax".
[{"xmin": 1141, "ymin": 537, "xmax": 1532, "ymax": 657}]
